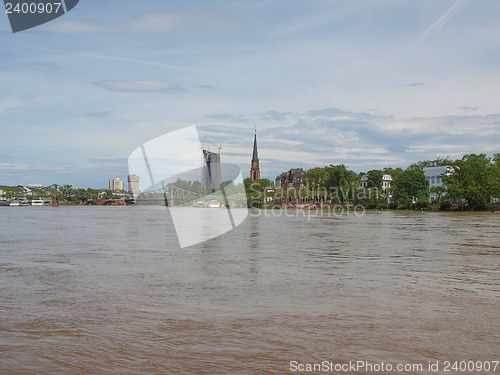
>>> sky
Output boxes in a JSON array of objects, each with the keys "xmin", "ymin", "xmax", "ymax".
[{"xmin": 1, "ymin": 0, "xmax": 500, "ymax": 188}]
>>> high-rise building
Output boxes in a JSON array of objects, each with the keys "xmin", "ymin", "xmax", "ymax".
[
  {"xmin": 128, "ymin": 174, "xmax": 140, "ymax": 196},
  {"xmin": 202, "ymin": 149, "xmax": 221, "ymax": 189},
  {"xmin": 250, "ymin": 129, "xmax": 260, "ymax": 181},
  {"xmin": 108, "ymin": 178, "xmax": 124, "ymax": 191}
]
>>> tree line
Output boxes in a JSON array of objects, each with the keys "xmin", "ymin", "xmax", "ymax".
[{"xmin": 246, "ymin": 153, "xmax": 500, "ymax": 211}]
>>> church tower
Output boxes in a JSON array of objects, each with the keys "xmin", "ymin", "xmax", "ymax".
[{"xmin": 250, "ymin": 129, "xmax": 260, "ymax": 181}]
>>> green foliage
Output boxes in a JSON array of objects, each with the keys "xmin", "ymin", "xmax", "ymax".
[
  {"xmin": 366, "ymin": 169, "xmax": 383, "ymax": 189},
  {"xmin": 191, "ymin": 180, "xmax": 203, "ymax": 193},
  {"xmin": 61, "ymin": 184, "xmax": 74, "ymax": 201},
  {"xmin": 439, "ymin": 201, "xmax": 453, "ymax": 211},
  {"xmin": 169, "ymin": 178, "xmax": 192, "ymax": 191},
  {"xmin": 244, "ymin": 178, "xmax": 259, "ymax": 195},
  {"xmin": 430, "ymin": 186, "xmax": 446, "ymax": 203},
  {"xmin": 444, "ymin": 153, "xmax": 500, "ymax": 210},
  {"xmin": 168, "ymin": 178, "xmax": 212, "ymax": 195},
  {"xmin": 383, "ymin": 167, "xmax": 403, "ymax": 180},
  {"xmin": 243, "ymin": 178, "xmax": 271, "ymax": 196},
  {"xmin": 414, "ymin": 157, "xmax": 452, "ymax": 169},
  {"xmin": 103, "ymin": 189, "xmax": 114, "ymax": 199},
  {"xmin": 257, "ymin": 178, "xmax": 272, "ymax": 189},
  {"xmin": 388, "ymin": 202, "xmax": 399, "ymax": 210},
  {"xmin": 324, "ymin": 164, "xmax": 359, "ymax": 204},
  {"xmin": 302, "ymin": 168, "xmax": 328, "ymax": 189},
  {"xmin": 391, "ymin": 166, "xmax": 429, "ymax": 205}
]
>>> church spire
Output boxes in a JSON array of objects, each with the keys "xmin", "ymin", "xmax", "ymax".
[
  {"xmin": 250, "ymin": 127, "xmax": 260, "ymax": 181},
  {"xmin": 252, "ymin": 128, "xmax": 258, "ymax": 161}
]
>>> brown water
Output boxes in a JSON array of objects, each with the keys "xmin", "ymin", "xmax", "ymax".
[{"xmin": 1, "ymin": 207, "xmax": 499, "ymax": 374}]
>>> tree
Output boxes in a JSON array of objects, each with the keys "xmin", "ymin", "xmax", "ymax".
[
  {"xmin": 367, "ymin": 169, "xmax": 383, "ymax": 189},
  {"xmin": 103, "ymin": 189, "xmax": 114, "ymax": 199},
  {"xmin": 444, "ymin": 153, "xmax": 500, "ymax": 210},
  {"xmin": 257, "ymin": 178, "xmax": 272, "ymax": 189},
  {"xmin": 302, "ymin": 167, "xmax": 328, "ymax": 189},
  {"xmin": 391, "ymin": 166, "xmax": 429, "ymax": 206},
  {"xmin": 243, "ymin": 178, "xmax": 270, "ymax": 195},
  {"xmin": 62, "ymin": 185, "xmax": 73, "ymax": 201},
  {"xmin": 383, "ymin": 167, "xmax": 403, "ymax": 181},
  {"xmin": 169, "ymin": 178, "xmax": 192, "ymax": 191},
  {"xmin": 324, "ymin": 164, "xmax": 358, "ymax": 204},
  {"xmin": 414, "ymin": 157, "xmax": 452, "ymax": 169},
  {"xmin": 191, "ymin": 180, "xmax": 203, "ymax": 194}
]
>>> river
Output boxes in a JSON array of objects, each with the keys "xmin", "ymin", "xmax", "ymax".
[{"xmin": 1, "ymin": 207, "xmax": 499, "ymax": 374}]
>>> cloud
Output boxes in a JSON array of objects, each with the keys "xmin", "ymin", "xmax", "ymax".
[
  {"xmin": 197, "ymin": 107, "xmax": 499, "ymax": 176},
  {"xmin": 94, "ymin": 80, "xmax": 183, "ymax": 93},
  {"xmin": 456, "ymin": 106, "xmax": 479, "ymax": 112},
  {"xmin": 206, "ymin": 113, "xmax": 251, "ymax": 122},
  {"xmin": 244, "ymin": 108, "xmax": 500, "ymax": 174},
  {"xmin": 0, "ymin": 162, "xmax": 64, "ymax": 172},
  {"xmin": 260, "ymin": 110, "xmax": 292, "ymax": 121},
  {"xmin": 44, "ymin": 13, "xmax": 181, "ymax": 34},
  {"xmin": 42, "ymin": 12, "xmax": 238, "ymax": 35},
  {"xmin": 85, "ymin": 111, "xmax": 111, "ymax": 118},
  {"xmin": 195, "ymin": 85, "xmax": 216, "ymax": 90},
  {"xmin": 85, "ymin": 158, "xmax": 128, "ymax": 167},
  {"xmin": 406, "ymin": 82, "xmax": 424, "ymax": 87},
  {"xmin": 25, "ymin": 63, "xmax": 60, "ymax": 72}
]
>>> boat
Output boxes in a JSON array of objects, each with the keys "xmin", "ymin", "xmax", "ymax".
[
  {"xmin": 0, "ymin": 200, "xmax": 9, "ymax": 206},
  {"xmin": 9, "ymin": 199, "xmax": 29, "ymax": 206},
  {"xmin": 207, "ymin": 200, "xmax": 220, "ymax": 208},
  {"xmin": 31, "ymin": 199, "xmax": 45, "ymax": 206}
]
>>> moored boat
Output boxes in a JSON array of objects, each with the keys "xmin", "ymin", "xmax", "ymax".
[{"xmin": 207, "ymin": 200, "xmax": 220, "ymax": 208}]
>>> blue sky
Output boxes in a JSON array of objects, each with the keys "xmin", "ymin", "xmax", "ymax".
[{"xmin": 1, "ymin": 0, "xmax": 500, "ymax": 188}]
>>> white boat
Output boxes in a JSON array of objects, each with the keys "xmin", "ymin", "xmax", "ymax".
[
  {"xmin": 31, "ymin": 199, "xmax": 45, "ymax": 206},
  {"xmin": 207, "ymin": 200, "xmax": 220, "ymax": 208},
  {"xmin": 9, "ymin": 200, "xmax": 20, "ymax": 206}
]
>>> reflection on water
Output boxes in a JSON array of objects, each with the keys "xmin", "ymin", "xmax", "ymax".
[{"xmin": 0, "ymin": 207, "xmax": 499, "ymax": 374}]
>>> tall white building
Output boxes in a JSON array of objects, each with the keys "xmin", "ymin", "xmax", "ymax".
[
  {"xmin": 128, "ymin": 174, "xmax": 140, "ymax": 196},
  {"xmin": 108, "ymin": 178, "xmax": 124, "ymax": 191}
]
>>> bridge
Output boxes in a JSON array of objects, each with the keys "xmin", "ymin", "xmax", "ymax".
[
  {"xmin": 32, "ymin": 183, "xmax": 222, "ymax": 206},
  {"xmin": 136, "ymin": 185, "xmax": 222, "ymax": 206},
  {"xmin": 91, "ymin": 199, "xmax": 136, "ymax": 206}
]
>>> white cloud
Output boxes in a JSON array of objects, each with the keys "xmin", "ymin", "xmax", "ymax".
[
  {"xmin": 44, "ymin": 13, "xmax": 181, "ymax": 34},
  {"xmin": 42, "ymin": 12, "xmax": 238, "ymax": 35},
  {"xmin": 0, "ymin": 162, "xmax": 61, "ymax": 171},
  {"xmin": 25, "ymin": 63, "xmax": 60, "ymax": 72},
  {"xmin": 94, "ymin": 80, "xmax": 182, "ymax": 93}
]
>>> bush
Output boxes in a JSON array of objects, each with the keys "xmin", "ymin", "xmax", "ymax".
[
  {"xmin": 413, "ymin": 200, "xmax": 430, "ymax": 210},
  {"xmin": 388, "ymin": 202, "xmax": 398, "ymax": 210},
  {"xmin": 439, "ymin": 201, "xmax": 452, "ymax": 211}
]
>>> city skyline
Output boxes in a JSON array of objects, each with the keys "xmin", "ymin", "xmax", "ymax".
[{"xmin": 1, "ymin": 1, "xmax": 500, "ymax": 188}]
